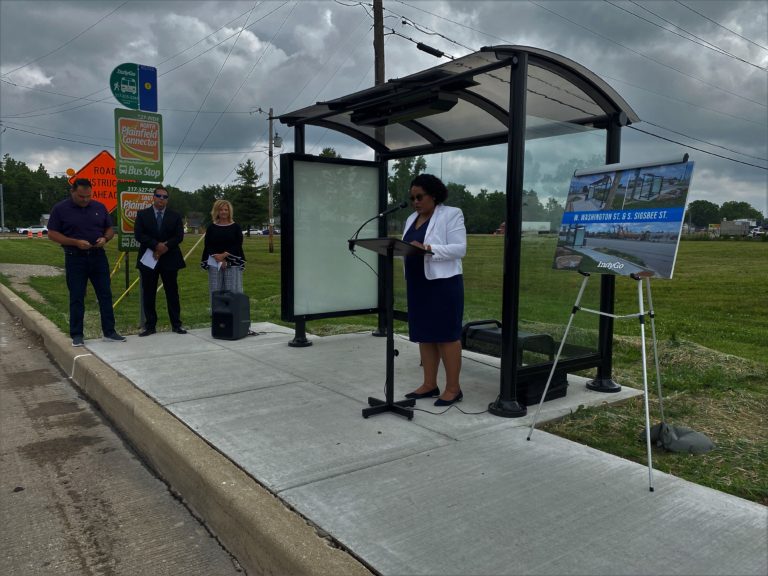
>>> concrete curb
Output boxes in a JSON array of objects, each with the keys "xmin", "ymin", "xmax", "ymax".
[{"xmin": 0, "ymin": 285, "xmax": 372, "ymax": 576}]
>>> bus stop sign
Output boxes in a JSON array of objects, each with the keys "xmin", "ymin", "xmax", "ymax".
[{"xmin": 110, "ymin": 63, "xmax": 157, "ymax": 112}]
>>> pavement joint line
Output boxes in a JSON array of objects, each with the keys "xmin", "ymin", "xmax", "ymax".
[{"xmin": 70, "ymin": 353, "xmax": 92, "ymax": 379}]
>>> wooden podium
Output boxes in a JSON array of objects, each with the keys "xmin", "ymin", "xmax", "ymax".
[{"xmin": 349, "ymin": 238, "xmax": 431, "ymax": 420}]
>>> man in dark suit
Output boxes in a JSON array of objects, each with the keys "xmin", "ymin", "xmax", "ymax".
[{"xmin": 134, "ymin": 185, "xmax": 187, "ymax": 336}]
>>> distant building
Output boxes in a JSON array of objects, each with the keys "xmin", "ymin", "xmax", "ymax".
[{"xmin": 494, "ymin": 221, "xmax": 551, "ymax": 235}]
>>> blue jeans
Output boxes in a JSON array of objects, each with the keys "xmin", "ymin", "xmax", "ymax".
[{"xmin": 64, "ymin": 248, "xmax": 116, "ymax": 337}]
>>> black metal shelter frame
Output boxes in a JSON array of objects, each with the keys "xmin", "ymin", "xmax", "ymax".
[{"xmin": 278, "ymin": 45, "xmax": 640, "ymax": 417}]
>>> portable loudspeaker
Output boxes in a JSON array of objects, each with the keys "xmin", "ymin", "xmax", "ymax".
[{"xmin": 211, "ymin": 291, "xmax": 250, "ymax": 340}]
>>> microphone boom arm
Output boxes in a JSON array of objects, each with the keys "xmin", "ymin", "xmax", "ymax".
[{"xmin": 349, "ymin": 201, "xmax": 407, "ymax": 251}]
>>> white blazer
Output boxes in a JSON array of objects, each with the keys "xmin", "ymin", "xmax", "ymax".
[{"xmin": 402, "ymin": 204, "xmax": 466, "ymax": 280}]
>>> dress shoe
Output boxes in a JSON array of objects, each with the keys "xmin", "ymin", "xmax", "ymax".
[
  {"xmin": 404, "ymin": 387, "xmax": 440, "ymax": 399},
  {"xmin": 434, "ymin": 390, "xmax": 463, "ymax": 407},
  {"xmin": 138, "ymin": 327, "xmax": 156, "ymax": 337},
  {"xmin": 172, "ymin": 327, "xmax": 187, "ymax": 334}
]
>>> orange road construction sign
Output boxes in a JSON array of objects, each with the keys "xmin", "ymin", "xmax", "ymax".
[{"xmin": 68, "ymin": 150, "xmax": 118, "ymax": 213}]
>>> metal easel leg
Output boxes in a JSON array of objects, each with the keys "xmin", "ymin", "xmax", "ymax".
[
  {"xmin": 645, "ymin": 277, "xmax": 665, "ymax": 422},
  {"xmin": 528, "ymin": 273, "xmax": 590, "ymax": 440},
  {"xmin": 637, "ymin": 278, "xmax": 655, "ymax": 492}
]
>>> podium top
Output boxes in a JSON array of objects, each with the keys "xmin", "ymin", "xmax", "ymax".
[{"xmin": 351, "ymin": 237, "xmax": 432, "ymax": 257}]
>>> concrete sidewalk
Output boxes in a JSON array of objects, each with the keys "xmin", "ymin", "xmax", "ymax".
[{"xmin": 2, "ymin": 285, "xmax": 766, "ymax": 576}]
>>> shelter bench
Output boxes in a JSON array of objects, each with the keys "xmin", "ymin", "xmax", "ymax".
[{"xmin": 460, "ymin": 319, "xmax": 568, "ymax": 405}]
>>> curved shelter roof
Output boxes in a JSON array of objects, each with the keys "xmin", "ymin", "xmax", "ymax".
[{"xmin": 279, "ymin": 45, "xmax": 640, "ymax": 159}]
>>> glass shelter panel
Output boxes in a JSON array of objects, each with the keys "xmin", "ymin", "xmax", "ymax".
[
  {"xmin": 519, "ymin": 120, "xmax": 606, "ymax": 367},
  {"xmin": 292, "ymin": 159, "xmax": 379, "ymax": 316}
]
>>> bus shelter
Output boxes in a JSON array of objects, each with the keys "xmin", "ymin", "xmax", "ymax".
[{"xmin": 278, "ymin": 45, "xmax": 640, "ymax": 417}]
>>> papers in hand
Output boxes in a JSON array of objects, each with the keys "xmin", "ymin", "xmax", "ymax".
[
  {"xmin": 140, "ymin": 248, "xmax": 158, "ymax": 269},
  {"xmin": 207, "ymin": 255, "xmax": 222, "ymax": 270}
]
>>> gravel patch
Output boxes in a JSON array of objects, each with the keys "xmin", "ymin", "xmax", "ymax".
[{"xmin": 0, "ymin": 263, "xmax": 63, "ymax": 302}]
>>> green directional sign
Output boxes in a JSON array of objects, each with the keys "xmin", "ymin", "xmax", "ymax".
[{"xmin": 110, "ymin": 63, "xmax": 139, "ymax": 109}]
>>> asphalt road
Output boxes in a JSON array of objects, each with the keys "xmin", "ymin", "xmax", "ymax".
[
  {"xmin": 0, "ymin": 303, "xmax": 245, "ymax": 576},
  {"xmin": 585, "ymin": 237, "xmax": 676, "ymax": 274}
]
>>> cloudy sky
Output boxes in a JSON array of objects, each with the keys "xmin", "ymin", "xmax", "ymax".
[{"xmin": 1, "ymin": 0, "xmax": 766, "ymax": 215}]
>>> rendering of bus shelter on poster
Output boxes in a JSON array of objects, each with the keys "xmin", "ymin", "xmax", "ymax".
[{"xmin": 553, "ymin": 157, "xmax": 695, "ymax": 279}]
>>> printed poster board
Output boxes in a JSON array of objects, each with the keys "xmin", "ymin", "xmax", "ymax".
[{"xmin": 553, "ymin": 157, "xmax": 695, "ymax": 279}]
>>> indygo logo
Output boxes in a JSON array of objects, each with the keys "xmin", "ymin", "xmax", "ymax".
[{"xmin": 597, "ymin": 261, "xmax": 625, "ymax": 270}]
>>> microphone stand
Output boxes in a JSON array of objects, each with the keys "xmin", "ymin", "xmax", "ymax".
[{"xmin": 349, "ymin": 201, "xmax": 407, "ymax": 251}]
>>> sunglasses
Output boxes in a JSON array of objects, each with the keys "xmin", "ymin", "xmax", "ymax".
[
  {"xmin": 409, "ymin": 193, "xmax": 425, "ymax": 202},
  {"xmin": 154, "ymin": 193, "xmax": 169, "ymax": 199}
]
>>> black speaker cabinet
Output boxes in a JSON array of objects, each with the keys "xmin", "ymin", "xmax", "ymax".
[{"xmin": 211, "ymin": 291, "xmax": 250, "ymax": 340}]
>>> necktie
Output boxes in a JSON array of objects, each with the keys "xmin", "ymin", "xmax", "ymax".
[{"xmin": 156, "ymin": 211, "xmax": 163, "ymax": 229}]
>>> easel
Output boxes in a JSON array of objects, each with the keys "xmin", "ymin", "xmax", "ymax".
[{"xmin": 527, "ymin": 271, "xmax": 667, "ymax": 492}]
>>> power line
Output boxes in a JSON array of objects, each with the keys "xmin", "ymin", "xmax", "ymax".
[
  {"xmin": 279, "ymin": 10, "xmax": 372, "ymax": 114},
  {"xmin": 600, "ymin": 72, "xmax": 766, "ymax": 127},
  {"xmin": 628, "ymin": 125, "xmax": 767, "ymax": 170},
  {"xmin": 385, "ymin": 28, "xmax": 455, "ymax": 59},
  {"xmin": 605, "ymin": 0, "xmax": 767, "ymax": 71},
  {"xmin": 642, "ymin": 120, "xmax": 767, "ymax": 162},
  {"xmin": 171, "ymin": 2, "xmax": 298, "ymax": 188},
  {"xmin": 675, "ymin": 0, "xmax": 768, "ymax": 52},
  {"xmin": 391, "ymin": 0, "xmax": 767, "ymax": 121},
  {"xmin": 0, "ymin": 122, "xmax": 268, "ymax": 155},
  {"xmin": 378, "ymin": 1, "xmax": 768, "ymax": 168},
  {"xmin": 165, "ymin": 3, "xmax": 262, "ymax": 180},
  {"xmin": 0, "ymin": 76, "xmax": 252, "ymax": 114},
  {"xmin": 526, "ymin": 0, "xmax": 766, "ymax": 107},
  {"xmin": 1, "ymin": 3, "xmax": 287, "ymax": 120},
  {"xmin": 1, "ymin": 1, "xmax": 129, "ymax": 79}
]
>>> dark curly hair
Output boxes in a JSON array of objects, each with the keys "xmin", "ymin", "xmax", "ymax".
[{"xmin": 410, "ymin": 173, "xmax": 448, "ymax": 204}]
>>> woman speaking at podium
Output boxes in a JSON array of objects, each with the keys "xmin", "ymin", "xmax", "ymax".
[{"xmin": 402, "ymin": 174, "xmax": 467, "ymax": 407}]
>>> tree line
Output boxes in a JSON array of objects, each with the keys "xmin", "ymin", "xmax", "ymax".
[
  {"xmin": 0, "ymin": 153, "xmax": 277, "ymax": 232},
  {"xmin": 1, "ymin": 152, "xmax": 762, "ymax": 234},
  {"xmin": 686, "ymin": 199, "xmax": 763, "ymax": 228}
]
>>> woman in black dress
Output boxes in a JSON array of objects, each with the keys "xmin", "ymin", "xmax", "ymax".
[
  {"xmin": 402, "ymin": 174, "xmax": 467, "ymax": 406},
  {"xmin": 201, "ymin": 200, "xmax": 246, "ymax": 305}
]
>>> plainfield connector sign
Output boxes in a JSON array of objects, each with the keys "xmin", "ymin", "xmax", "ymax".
[
  {"xmin": 117, "ymin": 182, "xmax": 155, "ymax": 251},
  {"xmin": 114, "ymin": 108, "xmax": 163, "ymax": 182}
]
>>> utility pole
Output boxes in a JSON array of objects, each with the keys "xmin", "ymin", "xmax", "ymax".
[
  {"xmin": 0, "ymin": 183, "xmax": 5, "ymax": 232},
  {"xmin": 373, "ymin": 0, "xmax": 384, "ymax": 86},
  {"xmin": 373, "ymin": 0, "xmax": 387, "ymax": 216}
]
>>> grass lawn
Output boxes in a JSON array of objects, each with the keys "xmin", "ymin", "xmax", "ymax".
[{"xmin": 1, "ymin": 234, "xmax": 765, "ymax": 504}]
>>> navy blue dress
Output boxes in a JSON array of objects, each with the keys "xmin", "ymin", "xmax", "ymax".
[{"xmin": 403, "ymin": 218, "xmax": 464, "ymax": 343}]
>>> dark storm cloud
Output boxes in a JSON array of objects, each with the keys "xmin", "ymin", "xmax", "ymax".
[{"xmin": 1, "ymin": 0, "xmax": 765, "ymax": 213}]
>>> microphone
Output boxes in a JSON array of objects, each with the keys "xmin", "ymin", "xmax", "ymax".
[
  {"xmin": 349, "ymin": 201, "xmax": 408, "ymax": 251},
  {"xmin": 377, "ymin": 200, "xmax": 408, "ymax": 218}
]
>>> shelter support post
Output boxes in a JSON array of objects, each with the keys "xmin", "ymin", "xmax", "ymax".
[
  {"xmin": 288, "ymin": 125, "xmax": 312, "ymax": 348},
  {"xmin": 373, "ymin": 155, "xmax": 388, "ymax": 338},
  {"xmin": 289, "ymin": 318, "xmax": 312, "ymax": 348},
  {"xmin": 489, "ymin": 51, "xmax": 528, "ymax": 418},
  {"xmin": 588, "ymin": 114, "xmax": 623, "ymax": 393}
]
